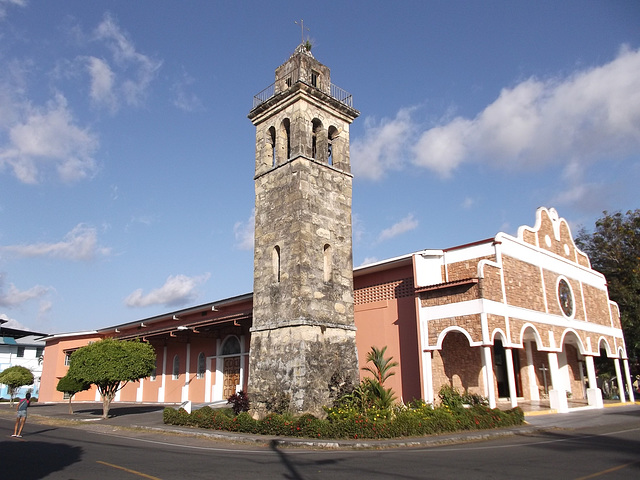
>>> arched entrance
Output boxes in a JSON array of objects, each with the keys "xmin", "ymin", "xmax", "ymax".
[
  {"xmin": 221, "ymin": 336, "xmax": 241, "ymax": 399},
  {"xmin": 493, "ymin": 338, "xmax": 523, "ymax": 399},
  {"xmin": 434, "ymin": 330, "xmax": 483, "ymax": 397},
  {"xmin": 559, "ymin": 332, "xmax": 587, "ymax": 402}
]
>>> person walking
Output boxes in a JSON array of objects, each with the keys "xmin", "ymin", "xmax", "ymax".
[{"xmin": 12, "ymin": 392, "xmax": 30, "ymax": 438}]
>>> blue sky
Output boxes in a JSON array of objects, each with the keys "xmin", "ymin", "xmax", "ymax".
[{"xmin": 1, "ymin": 1, "xmax": 639, "ymax": 334}]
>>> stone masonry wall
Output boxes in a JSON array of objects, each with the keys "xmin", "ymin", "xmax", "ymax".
[
  {"xmin": 502, "ymin": 255, "xmax": 546, "ymax": 311},
  {"xmin": 248, "ymin": 325, "xmax": 359, "ymax": 417},
  {"xmin": 431, "ymin": 331, "xmax": 485, "ymax": 399}
]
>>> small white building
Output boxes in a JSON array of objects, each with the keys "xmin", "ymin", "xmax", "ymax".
[{"xmin": 0, "ymin": 319, "xmax": 47, "ymax": 399}]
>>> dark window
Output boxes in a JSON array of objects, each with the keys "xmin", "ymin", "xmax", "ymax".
[
  {"xmin": 222, "ymin": 337, "xmax": 241, "ymax": 356},
  {"xmin": 172, "ymin": 355, "xmax": 179, "ymax": 380},
  {"xmin": 558, "ymin": 278, "xmax": 574, "ymax": 317},
  {"xmin": 17, "ymin": 346, "xmax": 25, "ymax": 357},
  {"xmin": 197, "ymin": 352, "xmax": 206, "ymax": 379},
  {"xmin": 273, "ymin": 245, "xmax": 281, "ymax": 282}
]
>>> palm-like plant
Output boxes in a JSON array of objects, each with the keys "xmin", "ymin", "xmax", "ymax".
[
  {"xmin": 362, "ymin": 346, "xmax": 398, "ymax": 409},
  {"xmin": 363, "ymin": 346, "xmax": 398, "ymax": 385}
]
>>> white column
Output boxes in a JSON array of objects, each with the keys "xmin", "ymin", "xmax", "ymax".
[
  {"xmin": 585, "ymin": 355, "xmax": 603, "ymax": 408},
  {"xmin": 213, "ymin": 338, "xmax": 223, "ymax": 401},
  {"xmin": 548, "ymin": 351, "xmax": 568, "ymax": 412},
  {"xmin": 205, "ymin": 357, "xmax": 213, "ymax": 403},
  {"xmin": 238, "ymin": 335, "xmax": 246, "ymax": 394},
  {"xmin": 422, "ymin": 350, "xmax": 434, "ymax": 404},
  {"xmin": 158, "ymin": 346, "xmax": 167, "ymax": 403},
  {"xmin": 505, "ymin": 348, "xmax": 518, "ymax": 408},
  {"xmin": 482, "ymin": 346, "xmax": 496, "ymax": 408},
  {"xmin": 623, "ymin": 359, "xmax": 635, "ymax": 402},
  {"xmin": 614, "ymin": 358, "xmax": 626, "ymax": 403},
  {"xmin": 181, "ymin": 343, "xmax": 191, "ymax": 402},
  {"xmin": 136, "ymin": 378, "xmax": 144, "ymax": 402},
  {"xmin": 525, "ymin": 341, "xmax": 539, "ymax": 401}
]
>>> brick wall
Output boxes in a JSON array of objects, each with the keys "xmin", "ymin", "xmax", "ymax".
[
  {"xmin": 583, "ymin": 283, "xmax": 615, "ymax": 327},
  {"xmin": 502, "ymin": 256, "xmax": 546, "ymax": 311},
  {"xmin": 432, "ymin": 331, "xmax": 485, "ymax": 399},
  {"xmin": 446, "ymin": 255, "xmax": 495, "ymax": 282}
]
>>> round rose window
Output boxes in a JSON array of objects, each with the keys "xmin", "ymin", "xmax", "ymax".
[{"xmin": 557, "ymin": 279, "xmax": 573, "ymax": 317}]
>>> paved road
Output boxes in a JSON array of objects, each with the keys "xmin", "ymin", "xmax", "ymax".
[{"xmin": 1, "ymin": 404, "xmax": 639, "ymax": 479}]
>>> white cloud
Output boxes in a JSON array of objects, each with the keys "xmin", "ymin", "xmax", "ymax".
[
  {"xmin": 461, "ymin": 197, "xmax": 476, "ymax": 209},
  {"xmin": 94, "ymin": 13, "xmax": 162, "ymax": 107},
  {"xmin": 234, "ymin": 209, "xmax": 255, "ymax": 251},
  {"xmin": 411, "ymin": 46, "xmax": 640, "ymax": 177},
  {"xmin": 353, "ymin": 47, "xmax": 640, "ymax": 195},
  {"xmin": 0, "ymin": 0, "xmax": 26, "ymax": 20},
  {"xmin": 378, "ymin": 213, "xmax": 419, "ymax": 242},
  {"xmin": 172, "ymin": 70, "xmax": 203, "ymax": 112},
  {"xmin": 0, "ymin": 93, "xmax": 99, "ymax": 183},
  {"xmin": 86, "ymin": 56, "xmax": 117, "ymax": 111},
  {"xmin": 125, "ymin": 273, "xmax": 210, "ymax": 308},
  {"xmin": 359, "ymin": 257, "xmax": 379, "ymax": 267},
  {"xmin": 0, "ymin": 224, "xmax": 111, "ymax": 261},
  {"xmin": 0, "ymin": 274, "xmax": 51, "ymax": 308},
  {"xmin": 351, "ymin": 108, "xmax": 414, "ymax": 180}
]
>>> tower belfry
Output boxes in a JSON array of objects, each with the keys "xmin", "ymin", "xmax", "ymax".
[{"xmin": 247, "ymin": 44, "xmax": 360, "ymax": 416}]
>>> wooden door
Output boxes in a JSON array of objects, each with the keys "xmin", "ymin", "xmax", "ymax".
[{"xmin": 223, "ymin": 356, "xmax": 240, "ymax": 399}]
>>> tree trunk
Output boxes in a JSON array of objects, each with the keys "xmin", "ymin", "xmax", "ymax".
[
  {"xmin": 68, "ymin": 395, "xmax": 74, "ymax": 414},
  {"xmin": 101, "ymin": 391, "xmax": 115, "ymax": 419}
]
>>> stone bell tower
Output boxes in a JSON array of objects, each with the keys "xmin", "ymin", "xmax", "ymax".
[{"xmin": 247, "ymin": 45, "xmax": 360, "ymax": 416}]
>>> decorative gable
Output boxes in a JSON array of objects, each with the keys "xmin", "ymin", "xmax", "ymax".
[{"xmin": 517, "ymin": 207, "xmax": 591, "ymax": 268}]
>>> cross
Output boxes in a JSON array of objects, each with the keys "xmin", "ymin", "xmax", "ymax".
[
  {"xmin": 539, "ymin": 363, "xmax": 549, "ymax": 395},
  {"xmin": 295, "ymin": 19, "xmax": 309, "ymax": 45}
]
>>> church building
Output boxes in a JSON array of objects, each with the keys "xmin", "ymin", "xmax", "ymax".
[{"xmin": 38, "ymin": 46, "xmax": 634, "ymax": 413}]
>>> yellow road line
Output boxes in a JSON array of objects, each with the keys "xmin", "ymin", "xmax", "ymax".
[
  {"xmin": 573, "ymin": 460, "xmax": 639, "ymax": 480},
  {"xmin": 96, "ymin": 460, "xmax": 162, "ymax": 480}
]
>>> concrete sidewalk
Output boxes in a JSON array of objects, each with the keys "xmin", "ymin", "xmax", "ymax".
[{"xmin": 2, "ymin": 400, "xmax": 639, "ymax": 450}]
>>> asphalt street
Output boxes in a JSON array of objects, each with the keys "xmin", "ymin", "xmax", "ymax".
[{"xmin": 1, "ymin": 402, "xmax": 639, "ymax": 479}]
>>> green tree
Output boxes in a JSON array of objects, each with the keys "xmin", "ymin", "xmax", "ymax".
[
  {"xmin": 362, "ymin": 346, "xmax": 398, "ymax": 409},
  {"xmin": 67, "ymin": 338, "xmax": 156, "ymax": 419},
  {"xmin": 56, "ymin": 374, "xmax": 91, "ymax": 414},
  {"xmin": 0, "ymin": 366, "xmax": 34, "ymax": 405},
  {"xmin": 576, "ymin": 209, "xmax": 640, "ymax": 365}
]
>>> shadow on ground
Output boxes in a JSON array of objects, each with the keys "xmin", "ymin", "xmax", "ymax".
[{"xmin": 1, "ymin": 439, "xmax": 82, "ymax": 479}]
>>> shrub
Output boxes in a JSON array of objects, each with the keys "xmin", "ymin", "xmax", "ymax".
[
  {"xmin": 230, "ymin": 411, "xmax": 259, "ymax": 433},
  {"xmin": 461, "ymin": 391, "xmax": 489, "ymax": 406},
  {"xmin": 163, "ymin": 407, "xmax": 190, "ymax": 426},
  {"xmin": 164, "ymin": 400, "xmax": 525, "ymax": 440},
  {"xmin": 259, "ymin": 413, "xmax": 292, "ymax": 436},
  {"xmin": 438, "ymin": 385, "xmax": 464, "ymax": 409},
  {"xmin": 227, "ymin": 390, "xmax": 250, "ymax": 415}
]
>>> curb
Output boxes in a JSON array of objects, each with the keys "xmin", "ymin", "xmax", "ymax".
[{"xmin": 126, "ymin": 422, "xmax": 544, "ymax": 450}]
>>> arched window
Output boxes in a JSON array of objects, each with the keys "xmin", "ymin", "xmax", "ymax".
[
  {"xmin": 312, "ymin": 119, "xmax": 323, "ymax": 160},
  {"xmin": 323, "ymin": 244, "xmax": 333, "ymax": 282},
  {"xmin": 268, "ymin": 126, "xmax": 276, "ymax": 167},
  {"xmin": 328, "ymin": 126, "xmax": 340, "ymax": 166},
  {"xmin": 281, "ymin": 118, "xmax": 291, "ymax": 160},
  {"xmin": 172, "ymin": 355, "xmax": 179, "ymax": 380},
  {"xmin": 273, "ymin": 245, "xmax": 281, "ymax": 282},
  {"xmin": 197, "ymin": 352, "xmax": 206, "ymax": 379},
  {"xmin": 221, "ymin": 336, "xmax": 241, "ymax": 356}
]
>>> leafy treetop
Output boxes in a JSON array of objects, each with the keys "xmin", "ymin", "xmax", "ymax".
[
  {"xmin": 576, "ymin": 209, "xmax": 640, "ymax": 365},
  {"xmin": 67, "ymin": 338, "xmax": 156, "ymax": 418},
  {"xmin": 0, "ymin": 365, "xmax": 34, "ymax": 404}
]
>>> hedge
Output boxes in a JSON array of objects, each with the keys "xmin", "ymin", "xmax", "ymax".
[{"xmin": 163, "ymin": 403, "xmax": 524, "ymax": 440}]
